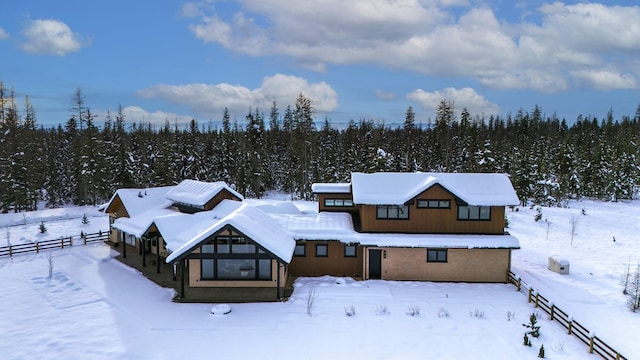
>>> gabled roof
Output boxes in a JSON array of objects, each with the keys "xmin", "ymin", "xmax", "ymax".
[
  {"xmin": 112, "ymin": 207, "xmax": 179, "ymax": 238},
  {"xmin": 164, "ymin": 200, "xmax": 295, "ymax": 264},
  {"xmin": 104, "ymin": 186, "xmax": 175, "ymax": 217},
  {"xmin": 165, "ymin": 179, "xmax": 244, "ymax": 207},
  {"xmin": 350, "ymin": 172, "xmax": 519, "ymax": 206}
]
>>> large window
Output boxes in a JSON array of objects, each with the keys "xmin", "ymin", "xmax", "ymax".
[
  {"xmin": 376, "ymin": 205, "xmax": 409, "ymax": 219},
  {"xmin": 458, "ymin": 205, "xmax": 491, "ymax": 220},
  {"xmin": 417, "ymin": 199, "xmax": 450, "ymax": 209},
  {"xmin": 198, "ymin": 231, "xmax": 273, "ymax": 281},
  {"xmin": 427, "ymin": 249, "xmax": 448, "ymax": 263},
  {"xmin": 324, "ymin": 199, "xmax": 354, "ymax": 207}
]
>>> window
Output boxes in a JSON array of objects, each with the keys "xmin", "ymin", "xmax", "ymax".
[
  {"xmin": 324, "ymin": 199, "xmax": 354, "ymax": 207},
  {"xmin": 198, "ymin": 232, "xmax": 273, "ymax": 281},
  {"xmin": 427, "ymin": 249, "xmax": 447, "ymax": 263},
  {"xmin": 376, "ymin": 205, "xmax": 409, "ymax": 219},
  {"xmin": 344, "ymin": 244, "xmax": 357, "ymax": 257},
  {"xmin": 417, "ymin": 199, "xmax": 450, "ymax": 209},
  {"xmin": 315, "ymin": 244, "xmax": 328, "ymax": 257},
  {"xmin": 458, "ymin": 205, "xmax": 491, "ymax": 220},
  {"xmin": 294, "ymin": 244, "xmax": 306, "ymax": 257}
]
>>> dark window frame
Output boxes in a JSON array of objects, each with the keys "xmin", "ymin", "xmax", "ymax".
[
  {"xmin": 376, "ymin": 205, "xmax": 410, "ymax": 220},
  {"xmin": 315, "ymin": 244, "xmax": 329, "ymax": 257},
  {"xmin": 324, "ymin": 198, "xmax": 354, "ymax": 207},
  {"xmin": 427, "ymin": 249, "xmax": 448, "ymax": 263},
  {"xmin": 344, "ymin": 244, "xmax": 357, "ymax": 257},
  {"xmin": 294, "ymin": 243, "xmax": 306, "ymax": 257},
  {"xmin": 417, "ymin": 199, "xmax": 451, "ymax": 209},
  {"xmin": 457, "ymin": 205, "xmax": 491, "ymax": 221}
]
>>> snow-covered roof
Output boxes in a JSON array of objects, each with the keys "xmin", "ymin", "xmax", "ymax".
[
  {"xmin": 112, "ymin": 207, "xmax": 178, "ymax": 238},
  {"xmin": 165, "ymin": 180, "xmax": 244, "ymax": 207},
  {"xmin": 272, "ymin": 212, "xmax": 357, "ymax": 241},
  {"xmin": 104, "ymin": 186, "xmax": 175, "ymax": 217},
  {"xmin": 350, "ymin": 172, "xmax": 519, "ymax": 206},
  {"xmin": 356, "ymin": 233, "xmax": 520, "ymax": 249},
  {"xmin": 164, "ymin": 200, "xmax": 295, "ymax": 264},
  {"xmin": 311, "ymin": 183, "xmax": 351, "ymax": 194}
]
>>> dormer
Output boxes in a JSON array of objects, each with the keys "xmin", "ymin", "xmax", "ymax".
[
  {"xmin": 166, "ymin": 180, "xmax": 244, "ymax": 214},
  {"xmin": 311, "ymin": 182, "xmax": 355, "ymax": 213}
]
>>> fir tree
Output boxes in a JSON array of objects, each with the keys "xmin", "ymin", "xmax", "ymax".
[{"xmin": 39, "ymin": 221, "xmax": 47, "ymax": 234}]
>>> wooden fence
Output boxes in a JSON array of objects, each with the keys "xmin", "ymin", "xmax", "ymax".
[
  {"xmin": 0, "ymin": 231, "xmax": 109, "ymax": 258},
  {"xmin": 507, "ymin": 270, "xmax": 627, "ymax": 360}
]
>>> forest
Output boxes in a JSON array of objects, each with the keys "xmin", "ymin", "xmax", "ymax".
[{"xmin": 1, "ymin": 83, "xmax": 640, "ymax": 213}]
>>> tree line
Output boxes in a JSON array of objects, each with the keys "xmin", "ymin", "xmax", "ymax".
[{"xmin": 1, "ymin": 83, "xmax": 640, "ymax": 212}]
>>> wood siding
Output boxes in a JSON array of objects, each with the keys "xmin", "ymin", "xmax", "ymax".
[
  {"xmin": 288, "ymin": 241, "xmax": 363, "ymax": 278},
  {"xmin": 364, "ymin": 247, "xmax": 511, "ymax": 282},
  {"xmin": 203, "ymin": 190, "xmax": 242, "ymax": 211},
  {"xmin": 359, "ymin": 184, "xmax": 505, "ymax": 234}
]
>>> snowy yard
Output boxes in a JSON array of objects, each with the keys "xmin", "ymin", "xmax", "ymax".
[{"xmin": 0, "ymin": 200, "xmax": 639, "ymax": 359}]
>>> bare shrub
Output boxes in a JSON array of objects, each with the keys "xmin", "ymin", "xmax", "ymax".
[
  {"xmin": 306, "ymin": 286, "xmax": 317, "ymax": 316},
  {"xmin": 344, "ymin": 305, "xmax": 355, "ymax": 317}
]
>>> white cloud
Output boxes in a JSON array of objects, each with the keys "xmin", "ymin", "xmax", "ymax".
[
  {"xmin": 137, "ymin": 74, "xmax": 338, "ymax": 118},
  {"xmin": 375, "ymin": 89, "xmax": 396, "ymax": 100},
  {"xmin": 407, "ymin": 87, "xmax": 499, "ymax": 117},
  {"xmin": 0, "ymin": 28, "xmax": 9, "ymax": 40},
  {"xmin": 185, "ymin": 1, "xmax": 640, "ymax": 92},
  {"xmin": 21, "ymin": 19, "xmax": 86, "ymax": 56},
  {"xmin": 121, "ymin": 106, "xmax": 195, "ymax": 126}
]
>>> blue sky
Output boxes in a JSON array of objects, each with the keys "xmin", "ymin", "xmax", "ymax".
[{"xmin": 1, "ymin": 0, "xmax": 639, "ymax": 129}]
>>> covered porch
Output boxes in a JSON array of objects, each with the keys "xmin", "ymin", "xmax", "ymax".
[{"xmin": 112, "ymin": 244, "xmax": 294, "ymax": 302}]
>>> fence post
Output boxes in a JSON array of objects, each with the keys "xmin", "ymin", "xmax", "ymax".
[
  {"xmin": 567, "ymin": 316, "xmax": 573, "ymax": 335},
  {"xmin": 528, "ymin": 288, "xmax": 534, "ymax": 303},
  {"xmin": 36, "ymin": 242, "xmax": 39, "ymax": 253},
  {"xmin": 589, "ymin": 332, "xmax": 596, "ymax": 354},
  {"xmin": 549, "ymin": 302, "xmax": 555, "ymax": 321},
  {"xmin": 83, "ymin": 233, "xmax": 87, "ymax": 245},
  {"xmin": 534, "ymin": 292, "xmax": 540, "ymax": 308},
  {"xmin": 9, "ymin": 245, "xmax": 12, "ymax": 257},
  {"xmin": 61, "ymin": 237, "xmax": 64, "ymax": 249},
  {"xmin": 517, "ymin": 277, "xmax": 521, "ymax": 292}
]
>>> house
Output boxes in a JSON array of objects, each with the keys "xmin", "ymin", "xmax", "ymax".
[
  {"xmin": 103, "ymin": 172, "xmax": 520, "ymax": 302},
  {"xmin": 298, "ymin": 172, "xmax": 520, "ymax": 283}
]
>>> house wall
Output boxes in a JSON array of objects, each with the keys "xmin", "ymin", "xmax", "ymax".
[
  {"xmin": 359, "ymin": 184, "xmax": 505, "ymax": 234},
  {"xmin": 288, "ymin": 241, "xmax": 363, "ymax": 278},
  {"xmin": 363, "ymin": 247, "xmax": 511, "ymax": 282},
  {"xmin": 188, "ymin": 258, "xmax": 287, "ymax": 288},
  {"xmin": 203, "ymin": 190, "xmax": 242, "ymax": 211},
  {"xmin": 317, "ymin": 193, "xmax": 355, "ymax": 213}
]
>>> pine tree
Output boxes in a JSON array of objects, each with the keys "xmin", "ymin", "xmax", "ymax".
[{"xmin": 39, "ymin": 221, "xmax": 47, "ymax": 234}]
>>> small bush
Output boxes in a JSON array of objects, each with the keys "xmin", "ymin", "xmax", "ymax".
[
  {"xmin": 538, "ymin": 344, "xmax": 545, "ymax": 358},
  {"xmin": 39, "ymin": 221, "xmax": 47, "ymax": 234},
  {"xmin": 523, "ymin": 333, "xmax": 532, "ymax": 347},
  {"xmin": 523, "ymin": 312, "xmax": 541, "ymax": 338},
  {"xmin": 534, "ymin": 207, "xmax": 543, "ymax": 222},
  {"xmin": 550, "ymin": 342, "xmax": 564, "ymax": 353},
  {"xmin": 506, "ymin": 311, "xmax": 515, "ymax": 321},
  {"xmin": 406, "ymin": 306, "xmax": 420, "ymax": 317},
  {"xmin": 470, "ymin": 308, "xmax": 485, "ymax": 319},
  {"xmin": 344, "ymin": 305, "xmax": 355, "ymax": 317},
  {"xmin": 81, "ymin": 213, "xmax": 90, "ymax": 225},
  {"xmin": 375, "ymin": 305, "xmax": 390, "ymax": 316},
  {"xmin": 437, "ymin": 307, "xmax": 450, "ymax": 318}
]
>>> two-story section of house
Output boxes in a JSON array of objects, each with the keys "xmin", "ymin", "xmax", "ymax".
[{"xmin": 306, "ymin": 172, "xmax": 520, "ymax": 283}]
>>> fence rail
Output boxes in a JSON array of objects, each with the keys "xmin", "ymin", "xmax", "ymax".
[
  {"xmin": 0, "ymin": 231, "xmax": 109, "ymax": 258},
  {"xmin": 508, "ymin": 270, "xmax": 627, "ymax": 360}
]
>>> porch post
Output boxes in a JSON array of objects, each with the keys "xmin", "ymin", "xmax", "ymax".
[
  {"xmin": 156, "ymin": 237, "xmax": 160, "ymax": 274},
  {"xmin": 276, "ymin": 260, "xmax": 281, "ymax": 300},
  {"xmin": 122, "ymin": 232, "xmax": 127, "ymax": 258},
  {"xmin": 180, "ymin": 259, "xmax": 185, "ymax": 299},
  {"xmin": 141, "ymin": 238, "xmax": 146, "ymax": 267}
]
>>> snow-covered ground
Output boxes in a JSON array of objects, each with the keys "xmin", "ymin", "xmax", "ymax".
[{"xmin": 0, "ymin": 199, "xmax": 638, "ymax": 359}]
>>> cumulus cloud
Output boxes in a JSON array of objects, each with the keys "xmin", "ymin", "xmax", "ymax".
[
  {"xmin": 407, "ymin": 87, "xmax": 499, "ymax": 117},
  {"xmin": 137, "ymin": 73, "xmax": 338, "ymax": 118},
  {"xmin": 121, "ymin": 106, "xmax": 195, "ymax": 126},
  {"xmin": 184, "ymin": 1, "xmax": 640, "ymax": 92},
  {"xmin": 21, "ymin": 19, "xmax": 86, "ymax": 56},
  {"xmin": 0, "ymin": 28, "xmax": 9, "ymax": 40}
]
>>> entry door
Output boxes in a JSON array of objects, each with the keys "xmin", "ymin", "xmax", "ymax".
[{"xmin": 369, "ymin": 249, "xmax": 382, "ymax": 279}]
